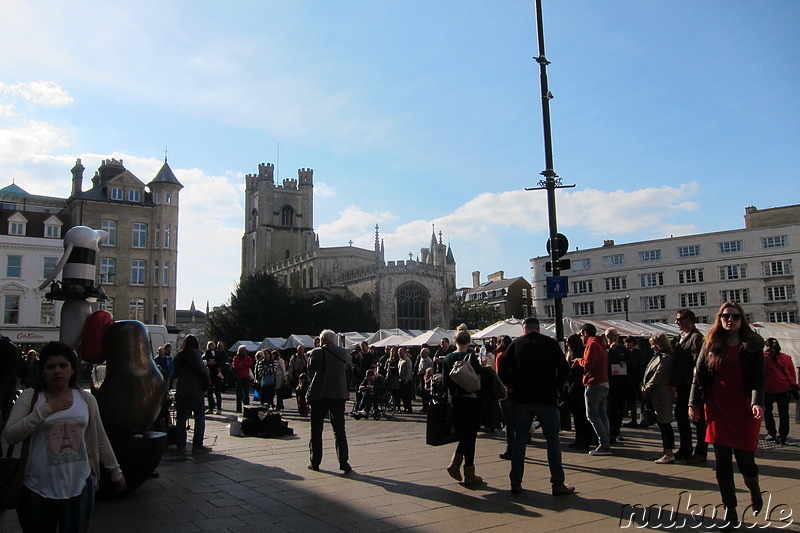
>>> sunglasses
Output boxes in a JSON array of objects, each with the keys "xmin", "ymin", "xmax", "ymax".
[{"xmin": 720, "ymin": 313, "xmax": 742, "ymax": 321}]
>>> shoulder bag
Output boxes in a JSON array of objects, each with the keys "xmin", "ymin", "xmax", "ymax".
[{"xmin": 449, "ymin": 353, "xmax": 481, "ymax": 393}]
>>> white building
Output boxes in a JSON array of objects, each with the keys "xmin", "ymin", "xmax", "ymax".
[
  {"xmin": 530, "ymin": 205, "xmax": 800, "ymax": 324},
  {"xmin": 1, "ymin": 184, "xmax": 66, "ymax": 346}
]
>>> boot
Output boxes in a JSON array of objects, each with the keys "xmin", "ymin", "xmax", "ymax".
[
  {"xmin": 446, "ymin": 452, "xmax": 463, "ymax": 481},
  {"xmin": 720, "ymin": 507, "xmax": 738, "ymax": 531},
  {"xmin": 742, "ymin": 475, "xmax": 764, "ymax": 515},
  {"xmin": 463, "ymin": 465, "xmax": 484, "ymax": 486}
]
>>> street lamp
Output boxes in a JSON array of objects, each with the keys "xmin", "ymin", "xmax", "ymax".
[{"xmin": 624, "ymin": 294, "xmax": 630, "ymax": 322}]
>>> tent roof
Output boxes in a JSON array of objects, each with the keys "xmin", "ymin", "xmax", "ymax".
[
  {"xmin": 372, "ymin": 333, "xmax": 414, "ymax": 347},
  {"xmin": 400, "ymin": 327, "xmax": 456, "ymax": 347},
  {"xmin": 228, "ymin": 340, "xmax": 261, "ymax": 353}
]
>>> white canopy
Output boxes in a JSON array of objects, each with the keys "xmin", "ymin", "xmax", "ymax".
[
  {"xmin": 280, "ymin": 334, "xmax": 315, "ymax": 350},
  {"xmin": 472, "ymin": 319, "xmax": 525, "ymax": 340},
  {"xmin": 229, "ymin": 340, "xmax": 261, "ymax": 353},
  {"xmin": 258, "ymin": 337, "xmax": 287, "ymax": 351},
  {"xmin": 372, "ymin": 333, "xmax": 414, "ymax": 347},
  {"xmin": 400, "ymin": 327, "xmax": 455, "ymax": 347},
  {"xmin": 364, "ymin": 329, "xmax": 424, "ymax": 345}
]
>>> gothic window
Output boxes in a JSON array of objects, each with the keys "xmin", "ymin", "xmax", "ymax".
[
  {"xmin": 280, "ymin": 205, "xmax": 294, "ymax": 227},
  {"xmin": 396, "ymin": 283, "xmax": 428, "ymax": 330},
  {"xmin": 361, "ymin": 293, "xmax": 373, "ymax": 313}
]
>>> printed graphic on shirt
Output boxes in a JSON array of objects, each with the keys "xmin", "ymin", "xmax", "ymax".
[{"xmin": 45, "ymin": 416, "xmax": 87, "ymax": 465}]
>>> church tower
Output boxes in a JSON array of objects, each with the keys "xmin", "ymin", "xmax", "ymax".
[{"xmin": 242, "ymin": 163, "xmax": 316, "ymax": 276}]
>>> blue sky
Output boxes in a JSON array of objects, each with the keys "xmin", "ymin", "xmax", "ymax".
[{"xmin": 1, "ymin": 1, "xmax": 798, "ymax": 310}]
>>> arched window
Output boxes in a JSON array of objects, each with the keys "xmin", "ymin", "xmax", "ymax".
[
  {"xmin": 361, "ymin": 293, "xmax": 373, "ymax": 313},
  {"xmin": 250, "ymin": 208, "xmax": 259, "ymax": 231},
  {"xmin": 280, "ymin": 205, "xmax": 294, "ymax": 227},
  {"xmin": 396, "ymin": 283, "xmax": 428, "ymax": 330}
]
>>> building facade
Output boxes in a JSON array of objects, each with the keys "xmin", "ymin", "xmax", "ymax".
[
  {"xmin": 457, "ymin": 270, "xmax": 533, "ymax": 319},
  {"xmin": 1, "ymin": 158, "xmax": 182, "ymax": 346},
  {"xmin": 0, "ymin": 184, "xmax": 67, "ymax": 346},
  {"xmin": 241, "ymin": 162, "xmax": 456, "ymax": 329},
  {"xmin": 530, "ymin": 205, "xmax": 800, "ymax": 324}
]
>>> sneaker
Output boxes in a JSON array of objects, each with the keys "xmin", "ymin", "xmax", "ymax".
[
  {"xmin": 589, "ymin": 446, "xmax": 611, "ymax": 456},
  {"xmin": 192, "ymin": 446, "xmax": 212, "ymax": 454},
  {"xmin": 765, "ymin": 434, "xmax": 776, "ymax": 441},
  {"xmin": 654, "ymin": 455, "xmax": 675, "ymax": 464},
  {"xmin": 552, "ymin": 483, "xmax": 576, "ymax": 496}
]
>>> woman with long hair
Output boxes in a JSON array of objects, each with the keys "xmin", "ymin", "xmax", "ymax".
[
  {"xmin": 442, "ymin": 324, "xmax": 484, "ymax": 486},
  {"xmin": 231, "ymin": 345, "xmax": 254, "ymax": 412},
  {"xmin": 643, "ymin": 333, "xmax": 676, "ymax": 464},
  {"xmin": 763, "ymin": 338, "xmax": 798, "ymax": 445},
  {"xmin": 494, "ymin": 335, "xmax": 515, "ymax": 459},
  {"xmin": 565, "ymin": 333, "xmax": 596, "ymax": 449},
  {"xmin": 174, "ymin": 334, "xmax": 212, "ymax": 453},
  {"xmin": 690, "ymin": 302, "xmax": 765, "ymax": 528},
  {"xmin": 3, "ymin": 341, "xmax": 125, "ymax": 532}
]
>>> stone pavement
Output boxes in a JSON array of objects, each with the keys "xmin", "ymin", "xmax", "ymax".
[{"xmin": 2, "ymin": 393, "xmax": 799, "ymax": 532}]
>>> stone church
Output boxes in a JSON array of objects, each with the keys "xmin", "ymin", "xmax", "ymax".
[{"xmin": 241, "ymin": 162, "xmax": 456, "ymax": 329}]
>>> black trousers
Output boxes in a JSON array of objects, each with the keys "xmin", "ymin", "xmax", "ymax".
[
  {"xmin": 309, "ymin": 398, "xmax": 349, "ymax": 467},
  {"xmin": 452, "ymin": 396, "xmax": 479, "ymax": 466},
  {"xmin": 675, "ymin": 383, "xmax": 708, "ymax": 458},
  {"xmin": 764, "ymin": 391, "xmax": 791, "ymax": 439},
  {"xmin": 713, "ymin": 444, "xmax": 758, "ymax": 511}
]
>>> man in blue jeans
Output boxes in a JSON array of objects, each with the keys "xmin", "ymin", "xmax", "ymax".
[
  {"xmin": 498, "ymin": 317, "xmax": 575, "ymax": 496},
  {"xmin": 574, "ymin": 323, "xmax": 612, "ymax": 456}
]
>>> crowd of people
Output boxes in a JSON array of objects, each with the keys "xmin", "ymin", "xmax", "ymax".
[{"xmin": 0, "ymin": 301, "xmax": 797, "ymax": 531}]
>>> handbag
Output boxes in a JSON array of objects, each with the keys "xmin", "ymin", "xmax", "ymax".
[
  {"xmin": 449, "ymin": 353, "xmax": 481, "ymax": 393},
  {"xmin": 0, "ymin": 391, "xmax": 37, "ymax": 509},
  {"xmin": 277, "ymin": 382, "xmax": 293, "ymax": 400},
  {"xmin": 425, "ymin": 399, "xmax": 459, "ymax": 446}
]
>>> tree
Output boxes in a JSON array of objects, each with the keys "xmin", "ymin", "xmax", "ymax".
[
  {"xmin": 449, "ymin": 302, "xmax": 503, "ymax": 330},
  {"xmin": 207, "ymin": 271, "xmax": 377, "ymax": 346}
]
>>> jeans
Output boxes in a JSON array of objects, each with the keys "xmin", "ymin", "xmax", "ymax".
[
  {"xmin": 235, "ymin": 378, "xmax": 250, "ymax": 411},
  {"xmin": 358, "ymin": 390, "xmax": 376, "ymax": 413},
  {"xmin": 500, "ymin": 399, "xmax": 514, "ymax": 452},
  {"xmin": 510, "ymin": 402, "xmax": 565, "ymax": 487},
  {"xmin": 309, "ymin": 398, "xmax": 349, "ymax": 467},
  {"xmin": 585, "ymin": 384, "xmax": 611, "ymax": 449},
  {"xmin": 18, "ymin": 476, "xmax": 94, "ymax": 533},
  {"xmin": 176, "ymin": 394, "xmax": 206, "ymax": 450},
  {"xmin": 764, "ymin": 391, "xmax": 791, "ymax": 439}
]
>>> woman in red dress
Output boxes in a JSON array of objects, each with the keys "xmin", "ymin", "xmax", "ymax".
[{"xmin": 689, "ymin": 302, "xmax": 765, "ymax": 528}]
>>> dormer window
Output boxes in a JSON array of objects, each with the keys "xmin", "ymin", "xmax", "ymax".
[
  {"xmin": 111, "ymin": 187, "xmax": 123, "ymax": 200},
  {"xmin": 43, "ymin": 215, "xmax": 62, "ymax": 239},
  {"xmin": 7, "ymin": 212, "xmax": 27, "ymax": 236},
  {"xmin": 128, "ymin": 189, "xmax": 141, "ymax": 202}
]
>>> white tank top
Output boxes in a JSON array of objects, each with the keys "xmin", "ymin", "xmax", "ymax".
[{"xmin": 24, "ymin": 389, "xmax": 92, "ymax": 499}]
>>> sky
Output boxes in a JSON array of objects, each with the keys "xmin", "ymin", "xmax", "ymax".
[{"xmin": 1, "ymin": 1, "xmax": 798, "ymax": 310}]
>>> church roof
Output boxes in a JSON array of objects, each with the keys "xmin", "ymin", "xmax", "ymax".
[
  {"xmin": 148, "ymin": 161, "xmax": 183, "ymax": 188},
  {"xmin": 446, "ymin": 245, "xmax": 455, "ymax": 264}
]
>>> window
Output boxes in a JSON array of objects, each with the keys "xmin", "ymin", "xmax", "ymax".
[
  {"xmin": 720, "ymin": 289, "xmax": 750, "ymax": 304},
  {"xmin": 164, "ymin": 225, "xmax": 171, "ymax": 248},
  {"xmin": 153, "ymin": 225, "xmax": 160, "ymax": 249},
  {"xmin": 99, "ymin": 258, "xmax": 116, "ymax": 284},
  {"xmin": 677, "ymin": 245, "xmax": 701, "ymax": 258},
  {"xmin": 152, "ymin": 302, "xmax": 159, "ymax": 324},
  {"xmin": 762, "ymin": 235, "xmax": 787, "ymax": 248},
  {"xmin": 128, "ymin": 189, "xmax": 141, "ymax": 202},
  {"xmin": 639, "ymin": 272, "xmax": 664, "ymax": 287},
  {"xmin": 720, "ymin": 264, "xmax": 747, "ymax": 281},
  {"xmin": 642, "ymin": 318, "xmax": 668, "ymax": 324},
  {"xmin": 3, "ymin": 295, "xmax": 20, "ymax": 324},
  {"xmin": 132, "ymin": 223, "xmax": 148, "ymax": 248},
  {"xmin": 763, "ymin": 260, "xmax": 792, "ymax": 277},
  {"xmin": 573, "ymin": 280, "xmax": 593, "ymax": 294},
  {"xmin": 101, "ymin": 220, "xmax": 117, "ymax": 246},
  {"xmin": 544, "ymin": 304, "xmax": 555, "ymax": 318},
  {"xmin": 162, "ymin": 299, "xmax": 169, "ymax": 323},
  {"xmin": 678, "ymin": 268, "xmax": 704, "ymax": 284},
  {"xmin": 280, "ymin": 205, "xmax": 294, "ymax": 227},
  {"xmin": 42, "ymin": 221, "xmax": 60, "ymax": 238},
  {"xmin": 153, "ymin": 261, "xmax": 159, "ymax": 286},
  {"xmin": 131, "ymin": 260, "xmax": 146, "ymax": 285},
  {"xmin": 165, "ymin": 192, "xmax": 172, "ymax": 204},
  {"xmin": 98, "ymin": 297, "xmax": 114, "ymax": 314},
  {"xmin": 9, "ymin": 222, "xmax": 24, "ymax": 235},
  {"xmin": 6, "ymin": 255, "xmax": 22, "ymax": 277},
  {"xmin": 603, "ymin": 254, "xmax": 624, "ymax": 267},
  {"xmin": 679, "ymin": 292, "xmax": 707, "ymax": 308},
  {"xmin": 605, "ymin": 299, "xmax": 625, "ymax": 313},
  {"xmin": 155, "ymin": 192, "xmax": 162, "ymax": 204},
  {"xmin": 765, "ymin": 286, "xmax": 795, "ymax": 302},
  {"xmin": 573, "ymin": 302, "xmax": 594, "ymax": 316},
  {"xmin": 769, "ymin": 311, "xmax": 797, "ymax": 323},
  {"xmin": 40, "ymin": 299, "xmax": 55, "ymax": 325},
  {"xmin": 396, "ymin": 283, "xmax": 428, "ymax": 330},
  {"xmin": 522, "ymin": 289, "xmax": 528, "ymax": 299},
  {"xmin": 162, "ymin": 261, "xmax": 169, "ymax": 286},
  {"xmin": 718, "ymin": 240, "xmax": 743, "ymax": 253},
  {"xmin": 43, "ymin": 257, "xmax": 58, "ymax": 279},
  {"xmin": 641, "ymin": 295, "xmax": 667, "ymax": 311},
  {"xmin": 111, "ymin": 187, "xmax": 123, "ymax": 201},
  {"xmin": 129, "ymin": 298, "xmax": 145, "ymax": 321},
  {"xmin": 639, "ymin": 250, "xmax": 661, "ymax": 262},
  {"xmin": 604, "ymin": 276, "xmax": 627, "ymax": 291},
  {"xmin": 572, "ymin": 259, "xmax": 591, "ymax": 271}
]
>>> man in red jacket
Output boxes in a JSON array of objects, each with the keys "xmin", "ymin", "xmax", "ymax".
[{"xmin": 572, "ymin": 323, "xmax": 611, "ymax": 456}]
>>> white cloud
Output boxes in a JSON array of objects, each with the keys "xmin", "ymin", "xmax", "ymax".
[
  {"xmin": 0, "ymin": 81, "xmax": 73, "ymax": 106},
  {"xmin": 314, "ymin": 181, "xmax": 336, "ymax": 197},
  {"xmin": 0, "ymin": 120, "xmax": 69, "ymax": 162}
]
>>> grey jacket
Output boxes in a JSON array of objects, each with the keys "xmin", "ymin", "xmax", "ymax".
[
  {"xmin": 642, "ymin": 351, "xmax": 675, "ymax": 424},
  {"xmin": 306, "ymin": 343, "xmax": 350, "ymax": 402}
]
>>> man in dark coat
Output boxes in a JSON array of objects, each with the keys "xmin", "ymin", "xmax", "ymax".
[{"xmin": 498, "ymin": 317, "xmax": 574, "ymax": 496}]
